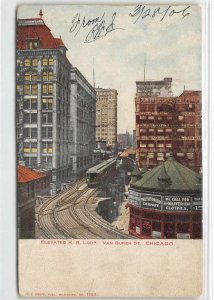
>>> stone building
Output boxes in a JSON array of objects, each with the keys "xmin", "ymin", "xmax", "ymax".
[
  {"xmin": 16, "ymin": 14, "xmax": 96, "ymax": 192},
  {"xmin": 135, "ymin": 78, "xmax": 202, "ymax": 172},
  {"xmin": 70, "ymin": 67, "xmax": 96, "ymax": 179},
  {"xmin": 127, "ymin": 155, "xmax": 202, "ymax": 239},
  {"xmin": 95, "ymin": 88, "xmax": 118, "ymax": 150}
]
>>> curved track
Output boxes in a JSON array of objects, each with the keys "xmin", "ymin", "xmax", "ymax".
[{"xmin": 37, "ymin": 180, "xmax": 131, "ymax": 239}]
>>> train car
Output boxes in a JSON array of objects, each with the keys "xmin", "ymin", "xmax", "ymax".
[{"xmin": 86, "ymin": 158, "xmax": 117, "ymax": 188}]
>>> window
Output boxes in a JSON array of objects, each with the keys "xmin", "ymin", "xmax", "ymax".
[
  {"xmin": 42, "ymin": 98, "xmax": 53, "ymax": 110},
  {"xmin": 178, "ymin": 116, "xmax": 184, "ymax": 121},
  {"xmin": 42, "ymin": 127, "xmax": 53, "ymax": 138},
  {"xmin": 48, "ymin": 72, "xmax": 53, "ymax": 80},
  {"xmin": 42, "ymin": 72, "xmax": 48, "ymax": 81},
  {"xmin": 42, "ymin": 113, "xmax": 52, "ymax": 124},
  {"xmin": 42, "ymin": 84, "xmax": 53, "ymax": 95},
  {"xmin": 31, "ymin": 128, "xmax": 37, "ymax": 138},
  {"xmin": 48, "ymin": 57, "xmax": 54, "ymax": 65},
  {"xmin": 187, "ymin": 153, "xmax": 194, "ymax": 160},
  {"xmin": 42, "ymin": 142, "xmax": 53, "ymax": 153},
  {"xmin": 32, "ymin": 58, "xmax": 38, "ymax": 67},
  {"xmin": 42, "ymin": 71, "xmax": 53, "ymax": 81},
  {"xmin": 24, "ymin": 84, "xmax": 38, "ymax": 95},
  {"xmin": 24, "ymin": 142, "xmax": 37, "ymax": 153},
  {"xmin": 23, "ymin": 127, "xmax": 37, "ymax": 138},
  {"xmin": 24, "ymin": 58, "xmax": 30, "ymax": 67},
  {"xmin": 42, "ymin": 57, "xmax": 48, "ymax": 66},
  {"xmin": 31, "ymin": 72, "xmax": 37, "ymax": 81},
  {"xmin": 24, "ymin": 85, "xmax": 30, "ymax": 95},
  {"xmin": 24, "ymin": 72, "xmax": 30, "ymax": 81},
  {"xmin": 27, "ymin": 40, "xmax": 40, "ymax": 50},
  {"xmin": 177, "ymin": 153, "xmax": 184, "ymax": 157},
  {"xmin": 32, "ymin": 84, "xmax": 38, "ymax": 95}
]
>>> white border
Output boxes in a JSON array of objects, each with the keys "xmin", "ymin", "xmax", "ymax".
[{"xmin": 0, "ymin": 0, "xmax": 213, "ymax": 299}]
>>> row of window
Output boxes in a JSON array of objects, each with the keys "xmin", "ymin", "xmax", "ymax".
[
  {"xmin": 22, "ymin": 57, "xmax": 54, "ymax": 67},
  {"xmin": 23, "ymin": 142, "xmax": 53, "ymax": 153},
  {"xmin": 139, "ymin": 152, "xmax": 195, "ymax": 160},
  {"xmin": 23, "ymin": 127, "xmax": 53, "ymax": 138},
  {"xmin": 23, "ymin": 84, "xmax": 53, "ymax": 95},
  {"xmin": 23, "ymin": 98, "xmax": 53, "ymax": 110},
  {"xmin": 24, "ymin": 71, "xmax": 54, "ymax": 81}
]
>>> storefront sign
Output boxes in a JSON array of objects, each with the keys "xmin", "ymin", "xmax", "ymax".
[
  {"xmin": 141, "ymin": 194, "xmax": 162, "ymax": 210},
  {"xmin": 192, "ymin": 197, "xmax": 202, "ymax": 211},
  {"xmin": 128, "ymin": 190, "xmax": 141, "ymax": 207},
  {"xmin": 163, "ymin": 196, "xmax": 191, "ymax": 211}
]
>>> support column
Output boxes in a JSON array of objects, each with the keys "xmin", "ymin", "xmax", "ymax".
[{"xmin": 161, "ymin": 214, "xmax": 164, "ymax": 239}]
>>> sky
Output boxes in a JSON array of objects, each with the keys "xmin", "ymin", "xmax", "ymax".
[{"xmin": 18, "ymin": 4, "xmax": 201, "ymax": 133}]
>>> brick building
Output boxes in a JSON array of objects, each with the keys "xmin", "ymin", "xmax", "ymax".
[{"xmin": 135, "ymin": 80, "xmax": 202, "ymax": 172}]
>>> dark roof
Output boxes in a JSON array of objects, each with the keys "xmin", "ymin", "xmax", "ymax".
[
  {"xmin": 18, "ymin": 165, "xmax": 47, "ymax": 183},
  {"xmin": 131, "ymin": 156, "xmax": 202, "ymax": 193},
  {"xmin": 141, "ymin": 164, "xmax": 148, "ymax": 175},
  {"xmin": 131, "ymin": 165, "xmax": 141, "ymax": 177},
  {"xmin": 17, "ymin": 18, "xmax": 66, "ymax": 50}
]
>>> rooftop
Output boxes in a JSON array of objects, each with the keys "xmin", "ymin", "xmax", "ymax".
[
  {"xmin": 17, "ymin": 17, "xmax": 67, "ymax": 50},
  {"xmin": 131, "ymin": 155, "xmax": 202, "ymax": 193},
  {"xmin": 18, "ymin": 164, "xmax": 47, "ymax": 183}
]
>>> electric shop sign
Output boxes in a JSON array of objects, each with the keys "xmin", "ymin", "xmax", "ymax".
[
  {"xmin": 129, "ymin": 191, "xmax": 162, "ymax": 210},
  {"xmin": 129, "ymin": 190, "xmax": 202, "ymax": 212}
]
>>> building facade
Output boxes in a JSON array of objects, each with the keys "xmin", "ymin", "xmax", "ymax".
[
  {"xmin": 127, "ymin": 155, "xmax": 202, "ymax": 239},
  {"xmin": 17, "ymin": 16, "xmax": 96, "ymax": 192},
  {"xmin": 135, "ymin": 78, "xmax": 202, "ymax": 172},
  {"xmin": 95, "ymin": 88, "xmax": 118, "ymax": 150},
  {"xmin": 70, "ymin": 67, "xmax": 96, "ymax": 179}
]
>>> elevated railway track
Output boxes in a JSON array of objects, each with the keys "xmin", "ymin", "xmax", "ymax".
[{"xmin": 37, "ymin": 179, "xmax": 131, "ymax": 239}]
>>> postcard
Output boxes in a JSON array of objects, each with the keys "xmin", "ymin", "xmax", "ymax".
[{"xmin": 17, "ymin": 4, "xmax": 202, "ymax": 297}]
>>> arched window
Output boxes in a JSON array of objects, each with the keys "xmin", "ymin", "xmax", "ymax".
[
  {"xmin": 32, "ymin": 58, "xmax": 38, "ymax": 67},
  {"xmin": 48, "ymin": 72, "xmax": 53, "ymax": 80},
  {"xmin": 48, "ymin": 57, "xmax": 54, "ymax": 65},
  {"xmin": 31, "ymin": 72, "xmax": 38, "ymax": 81},
  {"xmin": 42, "ymin": 72, "xmax": 48, "ymax": 81},
  {"xmin": 42, "ymin": 57, "xmax": 48, "ymax": 66},
  {"xmin": 24, "ymin": 58, "xmax": 31, "ymax": 67},
  {"xmin": 24, "ymin": 72, "xmax": 30, "ymax": 81}
]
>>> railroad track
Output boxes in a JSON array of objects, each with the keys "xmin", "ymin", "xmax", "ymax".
[{"xmin": 37, "ymin": 180, "xmax": 131, "ymax": 239}]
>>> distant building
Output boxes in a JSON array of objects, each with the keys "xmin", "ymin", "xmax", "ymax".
[
  {"xmin": 127, "ymin": 155, "xmax": 202, "ymax": 239},
  {"xmin": 135, "ymin": 78, "xmax": 202, "ymax": 172},
  {"xmin": 136, "ymin": 77, "xmax": 173, "ymax": 97},
  {"xmin": 95, "ymin": 88, "xmax": 118, "ymax": 150},
  {"xmin": 17, "ymin": 14, "xmax": 96, "ymax": 192},
  {"xmin": 117, "ymin": 131, "xmax": 132, "ymax": 150}
]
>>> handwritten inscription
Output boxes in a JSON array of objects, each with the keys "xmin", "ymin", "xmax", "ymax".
[
  {"xmin": 129, "ymin": 5, "xmax": 191, "ymax": 23},
  {"xmin": 69, "ymin": 12, "xmax": 123, "ymax": 43}
]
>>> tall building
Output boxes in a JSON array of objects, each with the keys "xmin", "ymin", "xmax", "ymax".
[
  {"xmin": 135, "ymin": 78, "xmax": 202, "ymax": 172},
  {"xmin": 95, "ymin": 88, "xmax": 118, "ymax": 150},
  {"xmin": 70, "ymin": 67, "xmax": 96, "ymax": 179},
  {"xmin": 16, "ymin": 14, "xmax": 96, "ymax": 193}
]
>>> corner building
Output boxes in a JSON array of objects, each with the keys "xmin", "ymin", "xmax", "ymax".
[
  {"xmin": 135, "ymin": 78, "xmax": 201, "ymax": 172},
  {"xmin": 17, "ymin": 17, "xmax": 96, "ymax": 193},
  {"xmin": 127, "ymin": 155, "xmax": 202, "ymax": 239},
  {"xmin": 95, "ymin": 88, "xmax": 118, "ymax": 150}
]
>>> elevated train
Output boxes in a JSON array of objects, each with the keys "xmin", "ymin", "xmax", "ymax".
[{"xmin": 86, "ymin": 158, "xmax": 117, "ymax": 188}]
